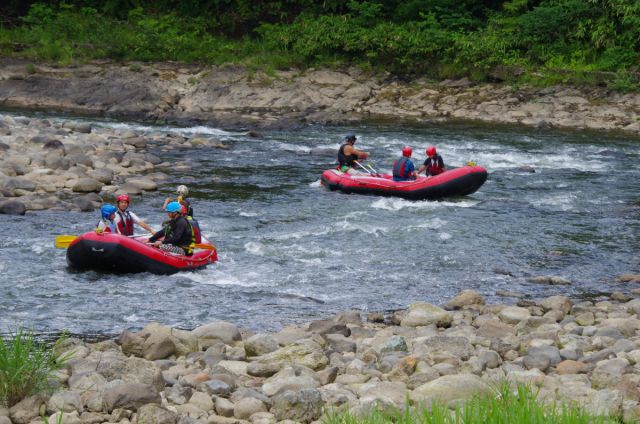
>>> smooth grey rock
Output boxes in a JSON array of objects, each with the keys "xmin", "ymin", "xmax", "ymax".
[
  {"xmin": 401, "ymin": 302, "xmax": 452, "ymax": 327},
  {"xmin": 103, "ymin": 383, "xmax": 161, "ymax": 412},
  {"xmin": 72, "ymin": 178, "xmax": 103, "ymax": 193},
  {"xmin": 0, "ymin": 200, "xmax": 26, "ymax": 215},
  {"xmin": 308, "ymin": 319, "xmax": 350, "ymax": 337},
  {"xmin": 136, "ymin": 404, "xmax": 177, "ymax": 424},
  {"xmin": 444, "ymin": 290, "xmax": 485, "ymax": 310},
  {"xmin": 270, "ymin": 389, "xmax": 323, "ymax": 423}
]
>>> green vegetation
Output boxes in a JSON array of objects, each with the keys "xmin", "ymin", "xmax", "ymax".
[
  {"xmin": 0, "ymin": 327, "xmax": 72, "ymax": 407},
  {"xmin": 323, "ymin": 384, "xmax": 618, "ymax": 424},
  {"xmin": 0, "ymin": 1, "xmax": 638, "ymax": 89}
]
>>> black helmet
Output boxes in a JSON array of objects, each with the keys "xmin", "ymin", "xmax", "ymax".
[{"xmin": 345, "ymin": 134, "xmax": 357, "ymax": 143}]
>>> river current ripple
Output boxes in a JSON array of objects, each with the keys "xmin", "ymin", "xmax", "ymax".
[{"xmin": 1, "ymin": 117, "xmax": 639, "ymax": 336}]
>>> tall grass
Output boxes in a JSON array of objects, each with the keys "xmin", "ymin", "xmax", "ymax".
[
  {"xmin": 323, "ymin": 383, "xmax": 618, "ymax": 424},
  {"xmin": 0, "ymin": 328, "xmax": 73, "ymax": 407}
]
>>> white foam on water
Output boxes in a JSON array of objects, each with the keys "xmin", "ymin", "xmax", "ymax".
[
  {"xmin": 239, "ymin": 211, "xmax": 260, "ymax": 217},
  {"xmin": 124, "ymin": 314, "xmax": 139, "ymax": 322},
  {"xmin": 309, "ymin": 180, "xmax": 322, "ymax": 188},
  {"xmin": 412, "ymin": 217, "xmax": 448, "ymax": 229},
  {"xmin": 335, "ymin": 220, "xmax": 388, "ymax": 236},
  {"xmin": 296, "ymin": 258, "xmax": 323, "ymax": 265},
  {"xmin": 268, "ymin": 228, "xmax": 330, "ymax": 241},
  {"xmin": 270, "ymin": 140, "xmax": 311, "ymax": 153},
  {"xmin": 530, "ymin": 192, "xmax": 578, "ymax": 211},
  {"xmin": 371, "ymin": 198, "xmax": 479, "ymax": 211},
  {"xmin": 94, "ymin": 121, "xmax": 234, "ymax": 137},
  {"xmin": 439, "ymin": 232, "xmax": 452, "ymax": 241},
  {"xmin": 244, "ymin": 241, "xmax": 266, "ymax": 256}
]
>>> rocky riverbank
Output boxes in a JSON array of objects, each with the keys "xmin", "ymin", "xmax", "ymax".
[
  {"xmin": 0, "ymin": 58, "xmax": 639, "ymax": 134},
  {"xmin": 2, "ymin": 288, "xmax": 640, "ymax": 424},
  {"xmin": 0, "ymin": 113, "xmax": 229, "ymax": 214}
]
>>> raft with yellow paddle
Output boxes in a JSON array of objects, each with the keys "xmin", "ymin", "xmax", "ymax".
[{"xmin": 61, "ymin": 232, "xmax": 217, "ymax": 274}]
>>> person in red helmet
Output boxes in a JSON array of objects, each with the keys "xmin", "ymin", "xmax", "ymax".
[
  {"xmin": 113, "ymin": 194, "xmax": 154, "ymax": 236},
  {"xmin": 392, "ymin": 146, "xmax": 416, "ymax": 181},
  {"xmin": 417, "ymin": 146, "xmax": 446, "ymax": 177}
]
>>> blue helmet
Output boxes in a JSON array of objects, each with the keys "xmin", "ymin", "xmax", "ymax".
[
  {"xmin": 166, "ymin": 201, "xmax": 182, "ymax": 213},
  {"xmin": 101, "ymin": 204, "xmax": 117, "ymax": 220}
]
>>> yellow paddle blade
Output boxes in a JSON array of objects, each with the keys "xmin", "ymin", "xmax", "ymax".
[
  {"xmin": 194, "ymin": 243, "xmax": 216, "ymax": 251},
  {"xmin": 55, "ymin": 235, "xmax": 77, "ymax": 249},
  {"xmin": 467, "ymin": 161, "xmax": 477, "ymax": 166}
]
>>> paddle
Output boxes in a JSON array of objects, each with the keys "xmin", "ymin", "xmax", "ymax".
[
  {"xmin": 353, "ymin": 160, "xmax": 373, "ymax": 175},
  {"xmin": 55, "ymin": 234, "xmax": 216, "ymax": 250}
]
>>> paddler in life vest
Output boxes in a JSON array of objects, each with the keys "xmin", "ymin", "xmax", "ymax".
[
  {"xmin": 337, "ymin": 134, "xmax": 370, "ymax": 172},
  {"xmin": 114, "ymin": 194, "xmax": 154, "ymax": 236},
  {"xmin": 417, "ymin": 146, "xmax": 446, "ymax": 177},
  {"xmin": 392, "ymin": 146, "xmax": 417, "ymax": 181},
  {"xmin": 96, "ymin": 204, "xmax": 117, "ymax": 233},
  {"xmin": 180, "ymin": 200, "xmax": 202, "ymax": 244},
  {"xmin": 149, "ymin": 201, "xmax": 195, "ymax": 255},
  {"xmin": 162, "ymin": 185, "xmax": 194, "ymax": 217}
]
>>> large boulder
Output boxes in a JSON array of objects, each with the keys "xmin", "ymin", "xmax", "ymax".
[
  {"xmin": 270, "ymin": 389, "xmax": 323, "ymax": 423},
  {"xmin": 444, "ymin": 290, "xmax": 485, "ymax": 310},
  {"xmin": 401, "ymin": 302, "xmax": 452, "ymax": 327},
  {"xmin": 192, "ymin": 321, "xmax": 241, "ymax": 347},
  {"xmin": 410, "ymin": 374, "xmax": 494, "ymax": 407},
  {"xmin": 72, "ymin": 178, "xmax": 103, "ymax": 193},
  {"xmin": 0, "ymin": 200, "xmax": 26, "ymax": 215},
  {"xmin": 103, "ymin": 383, "xmax": 161, "ymax": 412}
]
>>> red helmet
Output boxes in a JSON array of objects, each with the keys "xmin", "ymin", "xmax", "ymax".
[
  {"xmin": 426, "ymin": 146, "xmax": 436, "ymax": 157},
  {"xmin": 402, "ymin": 146, "xmax": 412, "ymax": 157},
  {"xmin": 116, "ymin": 194, "xmax": 130, "ymax": 203}
]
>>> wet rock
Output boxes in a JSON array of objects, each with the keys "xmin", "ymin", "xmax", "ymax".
[
  {"xmin": 528, "ymin": 275, "xmax": 572, "ymax": 285},
  {"xmin": 444, "ymin": 290, "xmax": 485, "ymax": 310},
  {"xmin": 0, "ymin": 200, "xmax": 26, "ymax": 215}
]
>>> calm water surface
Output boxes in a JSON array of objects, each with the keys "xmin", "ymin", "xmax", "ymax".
[{"xmin": 1, "ymin": 116, "xmax": 639, "ymax": 336}]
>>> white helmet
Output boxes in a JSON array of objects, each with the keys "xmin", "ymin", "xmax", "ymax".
[{"xmin": 176, "ymin": 185, "xmax": 189, "ymax": 196}]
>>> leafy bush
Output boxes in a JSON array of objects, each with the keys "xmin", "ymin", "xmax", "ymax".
[{"xmin": 0, "ymin": 328, "xmax": 73, "ymax": 407}]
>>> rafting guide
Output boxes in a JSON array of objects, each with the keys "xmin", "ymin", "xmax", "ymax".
[{"xmin": 337, "ymin": 134, "xmax": 370, "ymax": 172}]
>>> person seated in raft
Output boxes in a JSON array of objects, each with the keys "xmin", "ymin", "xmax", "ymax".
[
  {"xmin": 392, "ymin": 146, "xmax": 417, "ymax": 182},
  {"xmin": 114, "ymin": 194, "xmax": 154, "ymax": 236},
  {"xmin": 180, "ymin": 200, "xmax": 202, "ymax": 244},
  {"xmin": 337, "ymin": 134, "xmax": 369, "ymax": 172},
  {"xmin": 148, "ymin": 201, "xmax": 195, "ymax": 255},
  {"xmin": 162, "ymin": 185, "xmax": 194, "ymax": 217},
  {"xmin": 96, "ymin": 204, "xmax": 117, "ymax": 233},
  {"xmin": 417, "ymin": 145, "xmax": 446, "ymax": 177}
]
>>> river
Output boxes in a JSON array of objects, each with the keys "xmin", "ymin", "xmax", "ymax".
[{"xmin": 1, "ymin": 116, "xmax": 639, "ymax": 337}]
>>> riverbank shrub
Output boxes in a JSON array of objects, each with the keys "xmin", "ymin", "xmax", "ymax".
[
  {"xmin": 0, "ymin": 327, "xmax": 72, "ymax": 407},
  {"xmin": 0, "ymin": 1, "xmax": 638, "ymax": 89},
  {"xmin": 322, "ymin": 383, "xmax": 617, "ymax": 424}
]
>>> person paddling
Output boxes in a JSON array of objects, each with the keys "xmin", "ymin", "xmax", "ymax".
[
  {"xmin": 417, "ymin": 146, "xmax": 446, "ymax": 176},
  {"xmin": 114, "ymin": 194, "xmax": 154, "ymax": 236},
  {"xmin": 149, "ymin": 201, "xmax": 195, "ymax": 255},
  {"xmin": 392, "ymin": 146, "xmax": 416, "ymax": 181},
  {"xmin": 338, "ymin": 134, "xmax": 370, "ymax": 172},
  {"xmin": 96, "ymin": 204, "xmax": 117, "ymax": 233}
]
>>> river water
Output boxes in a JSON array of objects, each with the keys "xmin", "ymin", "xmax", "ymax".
[{"xmin": 1, "ymin": 116, "xmax": 639, "ymax": 337}]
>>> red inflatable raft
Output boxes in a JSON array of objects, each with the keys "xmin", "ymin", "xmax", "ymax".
[
  {"xmin": 321, "ymin": 165, "xmax": 487, "ymax": 200},
  {"xmin": 66, "ymin": 232, "xmax": 217, "ymax": 274}
]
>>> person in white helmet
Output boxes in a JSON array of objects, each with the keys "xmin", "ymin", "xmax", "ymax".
[{"xmin": 162, "ymin": 185, "xmax": 194, "ymax": 217}]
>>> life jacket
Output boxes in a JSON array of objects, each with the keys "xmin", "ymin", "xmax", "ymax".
[
  {"xmin": 392, "ymin": 157, "xmax": 411, "ymax": 179},
  {"xmin": 425, "ymin": 154, "xmax": 445, "ymax": 176},
  {"xmin": 116, "ymin": 210, "xmax": 134, "ymax": 236},
  {"xmin": 187, "ymin": 216, "xmax": 202, "ymax": 244},
  {"xmin": 338, "ymin": 143, "xmax": 358, "ymax": 168},
  {"xmin": 163, "ymin": 216, "xmax": 196, "ymax": 255},
  {"xmin": 98, "ymin": 219, "xmax": 115, "ymax": 233}
]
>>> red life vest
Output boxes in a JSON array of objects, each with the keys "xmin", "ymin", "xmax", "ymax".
[
  {"xmin": 116, "ymin": 210, "xmax": 134, "ymax": 236},
  {"xmin": 426, "ymin": 155, "xmax": 445, "ymax": 176},
  {"xmin": 393, "ymin": 157, "xmax": 411, "ymax": 179}
]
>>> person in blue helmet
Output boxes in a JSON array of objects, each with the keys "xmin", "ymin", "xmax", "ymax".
[
  {"xmin": 392, "ymin": 146, "xmax": 416, "ymax": 181},
  {"xmin": 96, "ymin": 204, "xmax": 117, "ymax": 233},
  {"xmin": 148, "ymin": 201, "xmax": 195, "ymax": 255}
]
